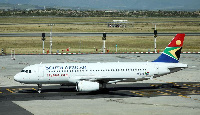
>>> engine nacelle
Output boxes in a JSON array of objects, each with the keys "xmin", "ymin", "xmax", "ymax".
[{"xmin": 76, "ymin": 81, "xmax": 99, "ymax": 92}]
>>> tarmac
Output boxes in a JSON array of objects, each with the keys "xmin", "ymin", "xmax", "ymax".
[{"xmin": 0, "ymin": 54, "xmax": 200, "ymax": 115}]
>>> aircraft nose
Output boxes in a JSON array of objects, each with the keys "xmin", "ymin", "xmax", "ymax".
[{"xmin": 14, "ymin": 73, "xmax": 22, "ymax": 82}]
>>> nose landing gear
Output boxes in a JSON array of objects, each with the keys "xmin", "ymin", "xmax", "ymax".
[{"xmin": 37, "ymin": 84, "xmax": 42, "ymax": 93}]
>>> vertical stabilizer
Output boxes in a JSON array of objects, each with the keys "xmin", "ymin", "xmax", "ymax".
[{"xmin": 153, "ymin": 33, "xmax": 185, "ymax": 63}]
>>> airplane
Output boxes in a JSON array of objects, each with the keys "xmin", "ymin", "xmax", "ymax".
[{"xmin": 14, "ymin": 33, "xmax": 187, "ymax": 93}]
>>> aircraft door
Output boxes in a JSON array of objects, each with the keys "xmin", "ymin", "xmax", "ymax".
[
  {"xmin": 38, "ymin": 66, "xmax": 44, "ymax": 80},
  {"xmin": 147, "ymin": 63, "xmax": 159, "ymax": 76}
]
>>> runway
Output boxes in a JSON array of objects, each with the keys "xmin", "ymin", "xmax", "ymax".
[
  {"xmin": 1, "ymin": 32, "xmax": 200, "ymax": 37},
  {"xmin": 1, "ymin": 54, "xmax": 200, "ymax": 115}
]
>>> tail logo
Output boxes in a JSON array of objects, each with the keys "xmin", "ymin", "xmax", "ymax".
[
  {"xmin": 145, "ymin": 72, "xmax": 149, "ymax": 76},
  {"xmin": 176, "ymin": 40, "xmax": 181, "ymax": 45},
  {"xmin": 164, "ymin": 47, "xmax": 182, "ymax": 60}
]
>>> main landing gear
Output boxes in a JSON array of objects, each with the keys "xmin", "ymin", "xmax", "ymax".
[
  {"xmin": 37, "ymin": 84, "xmax": 42, "ymax": 93},
  {"xmin": 101, "ymin": 83, "xmax": 107, "ymax": 89},
  {"xmin": 99, "ymin": 82, "xmax": 109, "ymax": 93}
]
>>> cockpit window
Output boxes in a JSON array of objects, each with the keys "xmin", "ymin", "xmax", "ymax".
[{"xmin": 21, "ymin": 70, "xmax": 31, "ymax": 73}]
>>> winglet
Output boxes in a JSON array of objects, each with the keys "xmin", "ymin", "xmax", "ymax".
[{"xmin": 153, "ymin": 33, "xmax": 185, "ymax": 63}]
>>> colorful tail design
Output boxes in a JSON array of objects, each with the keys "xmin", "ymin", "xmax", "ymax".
[{"xmin": 153, "ymin": 33, "xmax": 185, "ymax": 63}]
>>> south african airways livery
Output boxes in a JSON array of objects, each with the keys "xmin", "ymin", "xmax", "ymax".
[{"xmin": 14, "ymin": 34, "xmax": 187, "ymax": 93}]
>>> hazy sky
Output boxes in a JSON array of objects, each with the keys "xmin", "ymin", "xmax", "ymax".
[{"xmin": 0, "ymin": 0, "xmax": 199, "ymax": 10}]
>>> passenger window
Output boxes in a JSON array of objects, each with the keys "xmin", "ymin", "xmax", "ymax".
[
  {"xmin": 25, "ymin": 70, "xmax": 28, "ymax": 73},
  {"xmin": 29, "ymin": 70, "xmax": 31, "ymax": 73}
]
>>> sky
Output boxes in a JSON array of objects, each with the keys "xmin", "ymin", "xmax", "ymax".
[{"xmin": 0, "ymin": 0, "xmax": 199, "ymax": 10}]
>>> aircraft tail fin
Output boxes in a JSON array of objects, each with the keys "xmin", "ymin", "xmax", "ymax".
[{"xmin": 153, "ymin": 33, "xmax": 185, "ymax": 63}]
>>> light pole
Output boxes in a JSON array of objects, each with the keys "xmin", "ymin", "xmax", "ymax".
[
  {"xmin": 42, "ymin": 33, "xmax": 46, "ymax": 54},
  {"xmin": 154, "ymin": 25, "xmax": 157, "ymax": 53},
  {"xmin": 102, "ymin": 32, "xmax": 106, "ymax": 53}
]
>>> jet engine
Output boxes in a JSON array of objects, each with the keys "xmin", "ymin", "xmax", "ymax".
[{"xmin": 76, "ymin": 81, "xmax": 99, "ymax": 91}]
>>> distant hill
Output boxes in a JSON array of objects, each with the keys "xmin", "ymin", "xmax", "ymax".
[
  {"xmin": 0, "ymin": 0, "xmax": 200, "ymax": 11},
  {"xmin": 0, "ymin": 3, "xmax": 42, "ymax": 10}
]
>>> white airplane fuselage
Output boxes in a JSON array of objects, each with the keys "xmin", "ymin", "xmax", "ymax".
[{"xmin": 14, "ymin": 62, "xmax": 187, "ymax": 84}]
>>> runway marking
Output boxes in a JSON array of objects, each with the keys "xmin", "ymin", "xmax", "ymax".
[
  {"xmin": 17, "ymin": 88, "xmax": 37, "ymax": 91},
  {"xmin": 182, "ymin": 83, "xmax": 200, "ymax": 90},
  {"xmin": 179, "ymin": 87, "xmax": 189, "ymax": 89},
  {"xmin": 1, "ymin": 88, "xmax": 37, "ymax": 94},
  {"xmin": 178, "ymin": 95, "xmax": 191, "ymax": 98},
  {"xmin": 6, "ymin": 88, "xmax": 15, "ymax": 93},
  {"xmin": 32, "ymin": 88, "xmax": 37, "ymax": 91},
  {"xmin": 164, "ymin": 89, "xmax": 193, "ymax": 99},
  {"xmin": 151, "ymin": 82, "xmax": 200, "ymax": 89},
  {"xmin": 130, "ymin": 90, "xmax": 172, "ymax": 96},
  {"xmin": 156, "ymin": 90, "xmax": 171, "ymax": 96},
  {"xmin": 130, "ymin": 91, "xmax": 143, "ymax": 96},
  {"xmin": 182, "ymin": 83, "xmax": 200, "ymax": 87}
]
